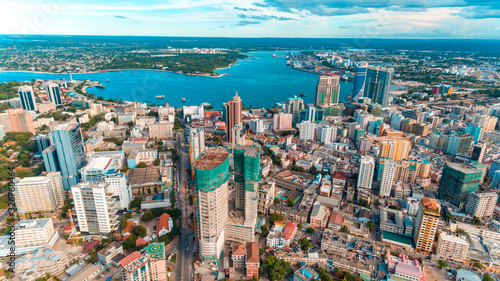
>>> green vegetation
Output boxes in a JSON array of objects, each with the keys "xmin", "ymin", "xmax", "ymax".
[
  {"xmin": 122, "ymin": 213, "xmax": 132, "ymax": 229},
  {"xmin": 0, "ymin": 81, "xmax": 21, "ymax": 100},
  {"xmin": 475, "ymin": 88, "xmax": 500, "ymax": 98},
  {"xmin": 367, "ymin": 221, "xmax": 376, "ymax": 231},
  {"xmin": 103, "ymin": 137, "xmax": 123, "ymax": 146},
  {"xmin": 317, "ymin": 268, "xmax": 333, "ymax": 281},
  {"xmin": 130, "ymin": 197, "xmax": 143, "ymax": 208},
  {"xmin": 264, "ymin": 255, "xmax": 291, "ymax": 281},
  {"xmin": 136, "ymin": 162, "xmax": 147, "ymax": 168},
  {"xmin": 291, "ymin": 165, "xmax": 305, "ymax": 172},
  {"xmin": 287, "ymin": 197, "xmax": 294, "ymax": 207},
  {"xmin": 483, "ymin": 273, "xmax": 495, "ymax": 281},
  {"xmin": 171, "ymin": 254, "xmax": 177, "ymax": 263},
  {"xmin": 132, "ymin": 225, "xmax": 147, "ymax": 238},
  {"xmin": 298, "ymin": 238, "xmax": 310, "ymax": 251},
  {"xmin": 102, "ymin": 52, "xmax": 246, "ymax": 75},
  {"xmin": 269, "ymin": 213, "xmax": 284, "ymax": 223},
  {"xmin": 473, "ymin": 262, "xmax": 483, "ymax": 269},
  {"xmin": 306, "ymin": 227, "xmax": 315, "ymax": 234},
  {"xmin": 437, "ymin": 260, "xmax": 449, "ymax": 268},
  {"xmin": 141, "ymin": 211, "xmax": 154, "ymax": 222}
]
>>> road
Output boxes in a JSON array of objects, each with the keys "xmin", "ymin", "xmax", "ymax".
[{"xmin": 174, "ymin": 131, "xmax": 195, "ymax": 281}]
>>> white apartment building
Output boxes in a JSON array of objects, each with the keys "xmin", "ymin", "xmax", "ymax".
[
  {"xmin": 466, "ymin": 191, "xmax": 498, "ymax": 218},
  {"xmin": 379, "ymin": 159, "xmax": 396, "ymax": 197},
  {"xmin": 298, "ymin": 121, "xmax": 317, "ymax": 141},
  {"xmin": 183, "ymin": 105, "xmax": 204, "ymax": 120},
  {"xmin": 316, "ymin": 124, "xmax": 336, "ymax": 144},
  {"xmin": 71, "ymin": 182, "xmax": 119, "ymax": 235},
  {"xmin": 436, "ymin": 233, "xmax": 469, "ymax": 262},
  {"xmin": 104, "ymin": 173, "xmax": 132, "ymax": 210},
  {"xmin": 358, "ymin": 156, "xmax": 375, "ymax": 189},
  {"xmin": 16, "ymin": 218, "xmax": 58, "ymax": 249},
  {"xmin": 250, "ymin": 119, "xmax": 264, "ymax": 134},
  {"xmin": 158, "ymin": 106, "xmax": 175, "ymax": 122},
  {"xmin": 14, "ymin": 172, "xmax": 65, "ymax": 215},
  {"xmin": 149, "ymin": 121, "xmax": 173, "ymax": 139},
  {"xmin": 188, "ymin": 126, "xmax": 205, "ymax": 160}
]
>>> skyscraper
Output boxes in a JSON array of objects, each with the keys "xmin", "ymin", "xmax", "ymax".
[
  {"xmin": 358, "ymin": 156, "xmax": 375, "ymax": 189},
  {"xmin": 7, "ymin": 108, "xmax": 35, "ymax": 133},
  {"xmin": 188, "ymin": 126, "xmax": 205, "ymax": 161},
  {"xmin": 465, "ymin": 124, "xmax": 483, "ymax": 143},
  {"xmin": 223, "ymin": 93, "xmax": 242, "ymax": 142},
  {"xmin": 466, "ymin": 191, "xmax": 498, "ymax": 218},
  {"xmin": 314, "ymin": 75, "xmax": 340, "ymax": 106},
  {"xmin": 413, "ymin": 198, "xmax": 440, "ymax": 254},
  {"xmin": 379, "ymin": 159, "xmax": 397, "ymax": 197},
  {"xmin": 362, "ymin": 66, "xmax": 394, "ymax": 107},
  {"xmin": 352, "ymin": 63, "xmax": 368, "ymax": 101},
  {"xmin": 43, "ymin": 82, "xmax": 62, "ymax": 105},
  {"xmin": 227, "ymin": 146, "xmax": 261, "ymax": 244},
  {"xmin": 297, "ymin": 121, "xmax": 317, "ymax": 141},
  {"xmin": 52, "ymin": 123, "xmax": 87, "ymax": 189},
  {"xmin": 195, "ymin": 147, "xmax": 230, "ymax": 263},
  {"xmin": 71, "ymin": 182, "xmax": 119, "ymax": 235},
  {"xmin": 13, "ymin": 172, "xmax": 64, "ymax": 215},
  {"xmin": 285, "ymin": 96, "xmax": 304, "ymax": 123},
  {"xmin": 446, "ymin": 133, "xmax": 473, "ymax": 157},
  {"xmin": 18, "ymin": 85, "xmax": 37, "ymax": 112},
  {"xmin": 439, "ymin": 162, "xmax": 482, "ymax": 208},
  {"xmin": 471, "ymin": 143, "xmax": 486, "ymax": 163},
  {"xmin": 316, "ymin": 124, "xmax": 336, "ymax": 144},
  {"xmin": 379, "ymin": 139, "xmax": 411, "ymax": 161}
]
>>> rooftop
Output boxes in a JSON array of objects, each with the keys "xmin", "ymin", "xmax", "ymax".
[
  {"xmin": 17, "ymin": 218, "xmax": 51, "ymax": 230},
  {"xmin": 195, "ymin": 147, "xmax": 229, "ymax": 170},
  {"xmin": 445, "ymin": 161, "xmax": 482, "ymax": 175},
  {"xmin": 81, "ymin": 157, "xmax": 114, "ymax": 171}
]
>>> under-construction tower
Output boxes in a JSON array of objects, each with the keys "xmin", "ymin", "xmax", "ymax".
[
  {"xmin": 194, "ymin": 147, "xmax": 230, "ymax": 264},
  {"xmin": 226, "ymin": 145, "xmax": 261, "ymax": 244}
]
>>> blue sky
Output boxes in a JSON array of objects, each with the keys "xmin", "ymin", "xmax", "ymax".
[{"xmin": 1, "ymin": 0, "xmax": 500, "ymax": 38}]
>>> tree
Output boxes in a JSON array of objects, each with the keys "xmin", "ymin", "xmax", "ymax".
[
  {"xmin": 367, "ymin": 221, "xmax": 376, "ymax": 231},
  {"xmin": 123, "ymin": 235, "xmax": 137, "ymax": 250},
  {"xmin": 264, "ymin": 255, "xmax": 291, "ymax": 281},
  {"xmin": 340, "ymin": 225, "xmax": 349, "ymax": 233},
  {"xmin": 137, "ymin": 162, "xmax": 147, "ymax": 168},
  {"xmin": 472, "ymin": 216, "xmax": 481, "ymax": 226},
  {"xmin": 291, "ymin": 165, "xmax": 305, "ymax": 172},
  {"xmin": 141, "ymin": 211, "xmax": 154, "ymax": 222},
  {"xmin": 473, "ymin": 262, "xmax": 483, "ymax": 269},
  {"xmin": 122, "ymin": 213, "xmax": 132, "ymax": 229},
  {"xmin": 317, "ymin": 268, "xmax": 333, "ymax": 281},
  {"xmin": 298, "ymin": 223, "xmax": 303, "ymax": 229},
  {"xmin": 287, "ymin": 197, "xmax": 294, "ymax": 207},
  {"xmin": 306, "ymin": 227, "xmax": 315, "ymax": 234},
  {"xmin": 133, "ymin": 225, "xmax": 147, "ymax": 238},
  {"xmin": 273, "ymin": 198, "xmax": 280, "ymax": 204},
  {"xmin": 298, "ymin": 238, "xmax": 310, "ymax": 251},
  {"xmin": 483, "ymin": 274, "xmax": 495, "ymax": 281},
  {"xmin": 456, "ymin": 228, "xmax": 467, "ymax": 236},
  {"xmin": 166, "ymin": 208, "xmax": 182, "ymax": 220},
  {"xmin": 261, "ymin": 224, "xmax": 269, "ymax": 236},
  {"xmin": 127, "ymin": 121, "xmax": 135, "ymax": 127},
  {"xmin": 375, "ymin": 200, "xmax": 381, "ymax": 207},
  {"xmin": 359, "ymin": 199, "xmax": 370, "ymax": 207},
  {"xmin": 130, "ymin": 197, "xmax": 143, "ymax": 208},
  {"xmin": 437, "ymin": 260, "xmax": 449, "ymax": 268},
  {"xmin": 269, "ymin": 213, "xmax": 284, "ymax": 223}
]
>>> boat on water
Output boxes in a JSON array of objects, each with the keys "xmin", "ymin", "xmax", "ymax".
[
  {"xmin": 181, "ymin": 98, "xmax": 186, "ymax": 102},
  {"xmin": 286, "ymin": 60, "xmax": 290, "ymax": 65},
  {"xmin": 300, "ymin": 93, "xmax": 306, "ymax": 97},
  {"xmin": 106, "ymin": 79, "xmax": 110, "ymax": 83},
  {"xmin": 272, "ymin": 54, "xmax": 276, "ymax": 57},
  {"xmin": 96, "ymin": 84, "xmax": 106, "ymax": 89},
  {"xmin": 341, "ymin": 75, "xmax": 349, "ymax": 81},
  {"xmin": 155, "ymin": 95, "xmax": 165, "ymax": 99}
]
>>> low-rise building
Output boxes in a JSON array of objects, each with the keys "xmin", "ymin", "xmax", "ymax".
[
  {"xmin": 98, "ymin": 242, "xmax": 123, "ymax": 266},
  {"xmin": 436, "ymin": 232, "xmax": 469, "ymax": 262}
]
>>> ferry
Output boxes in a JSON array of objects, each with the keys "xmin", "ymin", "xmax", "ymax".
[
  {"xmin": 181, "ymin": 98, "xmax": 186, "ymax": 102},
  {"xmin": 155, "ymin": 95, "xmax": 165, "ymax": 99}
]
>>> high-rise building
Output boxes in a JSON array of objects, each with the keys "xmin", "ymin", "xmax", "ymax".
[
  {"xmin": 436, "ymin": 233, "xmax": 469, "ymax": 262},
  {"xmin": 52, "ymin": 123, "xmax": 87, "ymax": 189},
  {"xmin": 223, "ymin": 93, "xmax": 242, "ymax": 142},
  {"xmin": 488, "ymin": 159, "xmax": 500, "ymax": 178},
  {"xmin": 119, "ymin": 252, "xmax": 151, "ymax": 281},
  {"xmin": 466, "ymin": 191, "xmax": 498, "ymax": 218},
  {"xmin": 71, "ymin": 182, "xmax": 119, "ymax": 235},
  {"xmin": 439, "ymin": 162, "xmax": 482, "ymax": 208},
  {"xmin": 471, "ymin": 144, "xmax": 486, "ymax": 163},
  {"xmin": 6, "ymin": 108, "xmax": 35, "ymax": 133},
  {"xmin": 43, "ymin": 82, "xmax": 62, "ymax": 106},
  {"xmin": 285, "ymin": 96, "xmax": 304, "ymax": 123},
  {"xmin": 188, "ymin": 126, "xmax": 205, "ymax": 161},
  {"xmin": 227, "ymin": 146, "xmax": 261, "ymax": 244},
  {"xmin": 103, "ymin": 173, "xmax": 132, "ymax": 210},
  {"xmin": 0, "ymin": 125, "xmax": 5, "ymax": 141},
  {"xmin": 465, "ymin": 124, "xmax": 483, "ymax": 143},
  {"xmin": 316, "ymin": 124, "xmax": 336, "ymax": 144},
  {"xmin": 18, "ymin": 85, "xmax": 37, "ymax": 112},
  {"xmin": 195, "ymin": 147, "xmax": 230, "ymax": 263},
  {"xmin": 391, "ymin": 112, "xmax": 403, "ymax": 131},
  {"xmin": 379, "ymin": 139, "xmax": 411, "ymax": 161},
  {"xmin": 273, "ymin": 112, "xmax": 293, "ymax": 131},
  {"xmin": 33, "ymin": 134, "xmax": 52, "ymax": 154},
  {"xmin": 352, "ymin": 63, "xmax": 368, "ymax": 101},
  {"xmin": 298, "ymin": 105, "xmax": 324, "ymax": 123},
  {"xmin": 250, "ymin": 119, "xmax": 264, "ymax": 134},
  {"xmin": 315, "ymin": 75, "xmax": 340, "ymax": 106},
  {"xmin": 492, "ymin": 170, "xmax": 500, "ymax": 189},
  {"xmin": 364, "ymin": 66, "xmax": 394, "ymax": 107},
  {"xmin": 297, "ymin": 121, "xmax": 317, "ymax": 141},
  {"xmin": 358, "ymin": 156, "xmax": 375, "ymax": 189},
  {"xmin": 149, "ymin": 121, "xmax": 173, "ymax": 139},
  {"xmin": 15, "ymin": 218, "xmax": 58, "ymax": 249},
  {"xmin": 413, "ymin": 198, "xmax": 440, "ymax": 254},
  {"xmin": 13, "ymin": 172, "xmax": 64, "ymax": 215},
  {"xmin": 446, "ymin": 133, "xmax": 473, "ymax": 157},
  {"xmin": 146, "ymin": 242, "xmax": 168, "ymax": 281},
  {"xmin": 379, "ymin": 159, "xmax": 397, "ymax": 197}
]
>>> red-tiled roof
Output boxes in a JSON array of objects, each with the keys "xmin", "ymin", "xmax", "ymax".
[
  {"xmin": 123, "ymin": 221, "xmax": 136, "ymax": 235},
  {"xmin": 246, "ymin": 242, "xmax": 259, "ymax": 263},
  {"xmin": 82, "ymin": 240, "xmax": 100, "ymax": 254},
  {"xmin": 281, "ymin": 222, "xmax": 296, "ymax": 240},
  {"xmin": 156, "ymin": 213, "xmax": 171, "ymax": 236},
  {"xmin": 329, "ymin": 212, "xmax": 344, "ymax": 225},
  {"xmin": 422, "ymin": 198, "xmax": 439, "ymax": 211},
  {"xmin": 136, "ymin": 237, "xmax": 147, "ymax": 246},
  {"xmin": 119, "ymin": 251, "xmax": 143, "ymax": 268},
  {"xmin": 332, "ymin": 171, "xmax": 347, "ymax": 180},
  {"xmin": 232, "ymin": 243, "xmax": 245, "ymax": 256}
]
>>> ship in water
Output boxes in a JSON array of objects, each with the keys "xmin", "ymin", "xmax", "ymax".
[
  {"xmin": 181, "ymin": 98, "xmax": 186, "ymax": 102},
  {"xmin": 272, "ymin": 54, "xmax": 276, "ymax": 57},
  {"xmin": 106, "ymin": 79, "xmax": 110, "ymax": 83},
  {"xmin": 155, "ymin": 95, "xmax": 165, "ymax": 99},
  {"xmin": 300, "ymin": 93, "xmax": 306, "ymax": 97},
  {"xmin": 95, "ymin": 84, "xmax": 106, "ymax": 89}
]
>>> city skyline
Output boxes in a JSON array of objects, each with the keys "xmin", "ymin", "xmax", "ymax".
[{"xmin": 1, "ymin": 0, "xmax": 500, "ymax": 38}]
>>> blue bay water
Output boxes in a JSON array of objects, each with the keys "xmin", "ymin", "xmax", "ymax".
[{"xmin": 0, "ymin": 51, "xmax": 353, "ymax": 108}]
